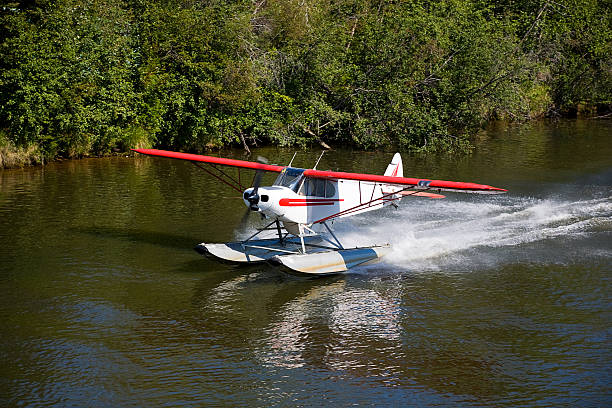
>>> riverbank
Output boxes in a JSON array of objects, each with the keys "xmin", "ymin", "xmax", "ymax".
[{"xmin": 2, "ymin": 116, "xmax": 610, "ymax": 170}]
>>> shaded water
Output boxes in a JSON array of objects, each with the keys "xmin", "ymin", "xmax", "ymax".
[{"xmin": 1, "ymin": 120, "xmax": 610, "ymax": 406}]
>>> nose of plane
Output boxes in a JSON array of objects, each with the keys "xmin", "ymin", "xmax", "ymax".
[
  {"xmin": 243, "ymin": 187, "xmax": 259, "ymax": 210},
  {"xmin": 243, "ymin": 187, "xmax": 272, "ymax": 213}
]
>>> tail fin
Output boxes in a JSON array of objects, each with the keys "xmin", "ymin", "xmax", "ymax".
[{"xmin": 383, "ymin": 153, "xmax": 403, "ymax": 178}]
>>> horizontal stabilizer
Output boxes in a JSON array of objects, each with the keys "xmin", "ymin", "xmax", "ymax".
[{"xmin": 400, "ymin": 191, "xmax": 445, "ymax": 199}]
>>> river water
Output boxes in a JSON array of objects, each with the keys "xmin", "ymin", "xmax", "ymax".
[{"xmin": 1, "ymin": 120, "xmax": 610, "ymax": 406}]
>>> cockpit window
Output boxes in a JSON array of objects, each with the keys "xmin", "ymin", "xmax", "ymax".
[{"xmin": 273, "ymin": 167, "xmax": 305, "ymax": 192}]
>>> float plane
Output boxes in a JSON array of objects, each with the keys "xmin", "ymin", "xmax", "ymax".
[{"xmin": 132, "ymin": 149, "xmax": 506, "ymax": 276}]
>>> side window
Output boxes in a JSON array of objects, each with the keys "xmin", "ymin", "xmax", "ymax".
[
  {"xmin": 315, "ymin": 179, "xmax": 325, "ymax": 197},
  {"xmin": 299, "ymin": 179, "xmax": 336, "ymax": 197},
  {"xmin": 301, "ymin": 179, "xmax": 315, "ymax": 196},
  {"xmin": 325, "ymin": 181, "xmax": 336, "ymax": 198}
]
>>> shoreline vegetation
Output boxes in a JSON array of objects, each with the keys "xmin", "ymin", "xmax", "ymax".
[{"xmin": 1, "ymin": 1, "xmax": 610, "ymax": 168}]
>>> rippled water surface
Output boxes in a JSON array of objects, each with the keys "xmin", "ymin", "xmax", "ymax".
[{"xmin": 1, "ymin": 120, "xmax": 611, "ymax": 406}]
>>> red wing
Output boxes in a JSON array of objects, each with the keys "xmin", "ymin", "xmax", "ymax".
[
  {"xmin": 303, "ymin": 169, "xmax": 506, "ymax": 194},
  {"xmin": 132, "ymin": 149, "xmax": 285, "ymax": 173}
]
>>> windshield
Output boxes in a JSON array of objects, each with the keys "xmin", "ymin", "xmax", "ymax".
[{"xmin": 273, "ymin": 167, "xmax": 305, "ymax": 192}]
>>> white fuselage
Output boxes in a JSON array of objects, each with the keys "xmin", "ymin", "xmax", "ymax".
[{"xmin": 243, "ymin": 174, "xmax": 401, "ymax": 226}]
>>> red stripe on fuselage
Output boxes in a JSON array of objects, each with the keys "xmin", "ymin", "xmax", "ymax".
[{"xmin": 279, "ymin": 198, "xmax": 344, "ymax": 207}]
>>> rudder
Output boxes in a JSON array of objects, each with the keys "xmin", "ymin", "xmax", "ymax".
[{"xmin": 383, "ymin": 153, "xmax": 403, "ymax": 178}]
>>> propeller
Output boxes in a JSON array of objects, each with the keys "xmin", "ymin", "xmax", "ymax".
[
  {"xmin": 247, "ymin": 174, "xmax": 262, "ymax": 210},
  {"xmin": 238, "ymin": 205, "xmax": 252, "ymax": 231},
  {"xmin": 240, "ymin": 156, "xmax": 269, "ymax": 228}
]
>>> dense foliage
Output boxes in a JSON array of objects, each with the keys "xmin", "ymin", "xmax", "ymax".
[{"xmin": 1, "ymin": 0, "xmax": 610, "ymax": 164}]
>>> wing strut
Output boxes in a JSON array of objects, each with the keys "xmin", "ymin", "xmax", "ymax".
[
  {"xmin": 313, "ymin": 185, "xmax": 418, "ymax": 224},
  {"xmin": 132, "ymin": 148, "xmax": 286, "ymax": 194},
  {"xmin": 192, "ymin": 162, "xmax": 244, "ymax": 193}
]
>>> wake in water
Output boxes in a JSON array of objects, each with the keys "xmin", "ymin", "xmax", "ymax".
[{"xmin": 333, "ymin": 194, "xmax": 612, "ymax": 272}]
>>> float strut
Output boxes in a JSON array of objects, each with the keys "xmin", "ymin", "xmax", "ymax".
[
  {"xmin": 322, "ymin": 221, "xmax": 344, "ymax": 249},
  {"xmin": 275, "ymin": 220, "xmax": 284, "ymax": 245},
  {"xmin": 300, "ymin": 234, "xmax": 306, "ymax": 254}
]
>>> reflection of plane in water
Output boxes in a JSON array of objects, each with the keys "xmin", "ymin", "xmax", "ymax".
[
  {"xmin": 192, "ymin": 272, "xmax": 505, "ymax": 397},
  {"xmin": 133, "ymin": 148, "xmax": 506, "ymax": 275},
  {"xmin": 195, "ymin": 271, "xmax": 402, "ymax": 369},
  {"xmin": 260, "ymin": 280, "xmax": 402, "ymax": 370}
]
